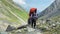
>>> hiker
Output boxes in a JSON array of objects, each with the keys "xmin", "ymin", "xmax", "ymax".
[{"xmin": 28, "ymin": 8, "xmax": 38, "ymax": 28}]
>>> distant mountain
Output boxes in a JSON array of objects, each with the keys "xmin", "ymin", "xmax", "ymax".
[
  {"xmin": 38, "ymin": 0, "xmax": 60, "ymax": 21},
  {"xmin": 0, "ymin": 0, "xmax": 28, "ymax": 28}
]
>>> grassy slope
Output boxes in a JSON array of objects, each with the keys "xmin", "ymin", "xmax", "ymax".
[
  {"xmin": 50, "ymin": 15, "xmax": 60, "ymax": 22},
  {"xmin": 0, "ymin": 0, "xmax": 28, "ymax": 26}
]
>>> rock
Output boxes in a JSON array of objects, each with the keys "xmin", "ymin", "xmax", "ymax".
[
  {"xmin": 27, "ymin": 27, "xmax": 35, "ymax": 32},
  {"xmin": 17, "ymin": 25, "xmax": 27, "ymax": 29},
  {"xmin": 6, "ymin": 25, "xmax": 16, "ymax": 32},
  {"xmin": 52, "ymin": 24, "xmax": 56, "ymax": 27},
  {"xmin": 27, "ymin": 30, "xmax": 42, "ymax": 34}
]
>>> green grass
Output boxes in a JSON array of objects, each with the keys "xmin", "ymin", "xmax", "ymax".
[
  {"xmin": 0, "ymin": 0, "xmax": 28, "ymax": 25},
  {"xmin": 1, "ymin": 0, "xmax": 28, "ymax": 21},
  {"xmin": 50, "ymin": 15, "xmax": 60, "ymax": 22}
]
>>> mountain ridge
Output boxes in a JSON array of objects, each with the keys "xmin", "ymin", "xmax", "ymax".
[{"xmin": 38, "ymin": 0, "xmax": 60, "ymax": 20}]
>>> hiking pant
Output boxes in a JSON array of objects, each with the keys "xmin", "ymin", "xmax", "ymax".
[
  {"xmin": 31, "ymin": 18, "xmax": 36, "ymax": 28},
  {"xmin": 28, "ymin": 17, "xmax": 36, "ymax": 28}
]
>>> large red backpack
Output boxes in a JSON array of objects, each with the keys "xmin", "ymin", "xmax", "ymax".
[{"xmin": 29, "ymin": 8, "xmax": 37, "ymax": 16}]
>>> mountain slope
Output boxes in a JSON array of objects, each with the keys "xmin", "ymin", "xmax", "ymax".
[
  {"xmin": 38, "ymin": 0, "xmax": 60, "ymax": 20},
  {"xmin": 0, "ymin": 0, "xmax": 28, "ymax": 28},
  {"xmin": 36, "ymin": 0, "xmax": 60, "ymax": 34}
]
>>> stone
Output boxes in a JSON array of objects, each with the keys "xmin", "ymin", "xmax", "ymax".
[{"xmin": 6, "ymin": 25, "xmax": 16, "ymax": 32}]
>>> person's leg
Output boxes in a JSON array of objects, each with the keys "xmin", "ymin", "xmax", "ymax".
[
  {"xmin": 28, "ymin": 18, "xmax": 32, "ymax": 27},
  {"xmin": 34, "ymin": 21, "xmax": 36, "ymax": 28},
  {"xmin": 31, "ymin": 18, "xmax": 34, "ymax": 28},
  {"xmin": 31, "ymin": 20, "xmax": 34, "ymax": 28},
  {"xmin": 28, "ymin": 18, "xmax": 30, "ymax": 25}
]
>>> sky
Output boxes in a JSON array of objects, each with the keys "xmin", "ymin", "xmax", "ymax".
[{"xmin": 13, "ymin": 0, "xmax": 55, "ymax": 13}]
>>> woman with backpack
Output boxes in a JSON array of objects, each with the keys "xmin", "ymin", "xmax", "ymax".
[{"xmin": 28, "ymin": 8, "xmax": 38, "ymax": 28}]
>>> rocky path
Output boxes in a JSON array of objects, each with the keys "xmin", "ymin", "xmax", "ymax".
[
  {"xmin": 26, "ymin": 27, "xmax": 42, "ymax": 34},
  {"xmin": 0, "ymin": 26, "xmax": 43, "ymax": 34}
]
